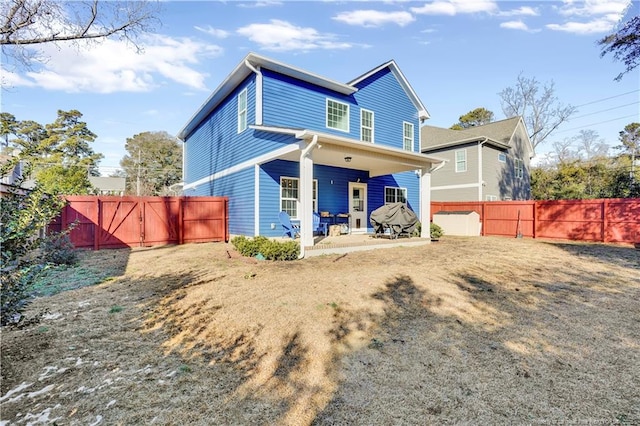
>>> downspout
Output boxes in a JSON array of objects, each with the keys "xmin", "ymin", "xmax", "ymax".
[
  {"xmin": 478, "ymin": 137, "xmax": 488, "ymax": 201},
  {"xmin": 244, "ymin": 60, "xmax": 263, "ymax": 125},
  {"xmin": 298, "ymin": 134, "xmax": 319, "ymax": 259}
]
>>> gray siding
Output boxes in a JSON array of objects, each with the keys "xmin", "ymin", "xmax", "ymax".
[
  {"xmin": 431, "ymin": 186, "xmax": 479, "ymax": 202},
  {"xmin": 429, "ymin": 142, "xmax": 480, "ymax": 188}
]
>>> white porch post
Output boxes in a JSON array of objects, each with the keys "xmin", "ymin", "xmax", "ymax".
[
  {"xmin": 299, "ymin": 136, "xmax": 318, "ymax": 247},
  {"xmin": 419, "ymin": 167, "xmax": 432, "ymax": 242}
]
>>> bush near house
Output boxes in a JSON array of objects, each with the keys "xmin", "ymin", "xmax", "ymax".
[{"xmin": 231, "ymin": 236, "xmax": 300, "ymax": 261}]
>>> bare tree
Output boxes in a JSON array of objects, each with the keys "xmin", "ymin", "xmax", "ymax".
[
  {"xmin": 551, "ymin": 138, "xmax": 577, "ymax": 164},
  {"xmin": 599, "ymin": 10, "xmax": 640, "ymax": 81},
  {"xmin": 573, "ymin": 129, "xmax": 609, "ymax": 160},
  {"xmin": 1, "ymin": 0, "xmax": 161, "ymax": 68},
  {"xmin": 499, "ymin": 73, "xmax": 576, "ymax": 152}
]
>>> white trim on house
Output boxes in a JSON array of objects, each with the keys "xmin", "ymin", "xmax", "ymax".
[
  {"xmin": 182, "ymin": 143, "xmax": 300, "ymax": 191},
  {"xmin": 360, "ymin": 108, "xmax": 374, "ymax": 143},
  {"xmin": 326, "ymin": 98, "xmax": 350, "ymax": 132},
  {"xmin": 431, "ymin": 182, "xmax": 482, "ymax": 191},
  {"xmin": 403, "ymin": 121, "xmax": 414, "ymax": 151},
  {"xmin": 254, "ymin": 164, "xmax": 260, "ymax": 236}
]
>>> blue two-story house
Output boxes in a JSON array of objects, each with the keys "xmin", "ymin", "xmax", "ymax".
[{"xmin": 177, "ymin": 53, "xmax": 445, "ymax": 248}]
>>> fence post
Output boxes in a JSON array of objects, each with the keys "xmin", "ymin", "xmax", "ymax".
[
  {"xmin": 602, "ymin": 199, "xmax": 609, "ymax": 243},
  {"xmin": 533, "ymin": 201, "xmax": 537, "ymax": 239},
  {"xmin": 178, "ymin": 197, "xmax": 184, "ymax": 245},
  {"xmin": 94, "ymin": 197, "xmax": 100, "ymax": 250},
  {"xmin": 481, "ymin": 202, "xmax": 485, "ymax": 236}
]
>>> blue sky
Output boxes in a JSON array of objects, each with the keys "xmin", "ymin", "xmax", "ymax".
[{"xmin": 2, "ymin": 0, "xmax": 639, "ymax": 175}]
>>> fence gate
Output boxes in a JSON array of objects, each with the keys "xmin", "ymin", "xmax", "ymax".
[{"xmin": 53, "ymin": 196, "xmax": 228, "ymax": 249}]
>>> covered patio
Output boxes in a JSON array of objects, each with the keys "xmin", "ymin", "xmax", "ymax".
[{"xmin": 251, "ymin": 125, "xmax": 447, "ymax": 249}]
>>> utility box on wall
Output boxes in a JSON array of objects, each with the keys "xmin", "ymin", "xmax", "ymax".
[{"xmin": 433, "ymin": 211, "xmax": 481, "ymax": 236}]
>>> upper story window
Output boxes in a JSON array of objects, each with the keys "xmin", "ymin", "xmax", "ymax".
[
  {"xmin": 385, "ymin": 186, "xmax": 407, "ymax": 204},
  {"xmin": 237, "ymin": 88, "xmax": 247, "ymax": 133},
  {"xmin": 403, "ymin": 122, "xmax": 414, "ymax": 151},
  {"xmin": 498, "ymin": 152, "xmax": 507, "ymax": 163},
  {"xmin": 360, "ymin": 109, "xmax": 374, "ymax": 142},
  {"xmin": 515, "ymin": 158, "xmax": 524, "ymax": 179},
  {"xmin": 455, "ymin": 149, "xmax": 467, "ymax": 172},
  {"xmin": 326, "ymin": 99, "xmax": 349, "ymax": 132}
]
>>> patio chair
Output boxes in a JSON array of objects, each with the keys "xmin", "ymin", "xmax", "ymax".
[
  {"xmin": 313, "ymin": 211, "xmax": 328, "ymax": 236},
  {"xmin": 279, "ymin": 211, "xmax": 300, "ymax": 239}
]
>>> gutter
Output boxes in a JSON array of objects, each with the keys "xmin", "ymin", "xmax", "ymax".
[{"xmin": 244, "ymin": 59, "xmax": 263, "ymax": 125}]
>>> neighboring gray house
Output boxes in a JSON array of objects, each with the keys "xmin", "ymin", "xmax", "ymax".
[
  {"xmin": 421, "ymin": 116, "xmax": 533, "ymax": 201},
  {"xmin": 89, "ymin": 176, "xmax": 126, "ymax": 196}
]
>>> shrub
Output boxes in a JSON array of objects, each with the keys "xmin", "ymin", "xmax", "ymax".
[
  {"xmin": 231, "ymin": 236, "xmax": 300, "ymax": 261},
  {"xmin": 40, "ymin": 232, "xmax": 78, "ymax": 265},
  {"xmin": 430, "ymin": 222, "xmax": 444, "ymax": 240}
]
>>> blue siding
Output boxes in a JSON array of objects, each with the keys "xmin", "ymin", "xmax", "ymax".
[
  {"xmin": 262, "ymin": 67, "xmax": 420, "ymax": 152},
  {"xmin": 352, "ymin": 68, "xmax": 419, "ymax": 151},
  {"xmin": 184, "ymin": 75, "xmax": 256, "ymax": 184},
  {"xmin": 187, "ymin": 167, "xmax": 255, "ymax": 236},
  {"xmin": 368, "ymin": 172, "xmax": 421, "ymax": 217},
  {"xmin": 262, "ymin": 70, "xmax": 358, "ymax": 139}
]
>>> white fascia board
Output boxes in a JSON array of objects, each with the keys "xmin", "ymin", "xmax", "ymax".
[{"xmin": 183, "ymin": 143, "xmax": 300, "ymax": 191}]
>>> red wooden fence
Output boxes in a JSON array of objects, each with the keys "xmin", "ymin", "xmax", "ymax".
[
  {"xmin": 431, "ymin": 198, "xmax": 640, "ymax": 244},
  {"xmin": 50, "ymin": 196, "xmax": 229, "ymax": 249}
]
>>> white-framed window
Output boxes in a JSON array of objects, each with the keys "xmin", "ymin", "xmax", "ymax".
[
  {"xmin": 515, "ymin": 158, "xmax": 524, "ymax": 179},
  {"xmin": 360, "ymin": 109, "xmax": 374, "ymax": 142},
  {"xmin": 498, "ymin": 152, "xmax": 506, "ymax": 163},
  {"xmin": 486, "ymin": 195, "xmax": 498, "ymax": 201},
  {"xmin": 403, "ymin": 121, "xmax": 414, "ymax": 151},
  {"xmin": 237, "ymin": 88, "xmax": 247, "ymax": 133},
  {"xmin": 385, "ymin": 186, "xmax": 407, "ymax": 204},
  {"xmin": 280, "ymin": 177, "xmax": 318, "ymax": 219},
  {"xmin": 326, "ymin": 99, "xmax": 349, "ymax": 132},
  {"xmin": 455, "ymin": 149, "xmax": 467, "ymax": 172}
]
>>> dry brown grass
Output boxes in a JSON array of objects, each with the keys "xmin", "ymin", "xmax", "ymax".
[{"xmin": 1, "ymin": 236, "xmax": 639, "ymax": 425}]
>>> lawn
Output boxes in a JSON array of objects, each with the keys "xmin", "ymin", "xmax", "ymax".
[{"xmin": 1, "ymin": 236, "xmax": 639, "ymax": 425}]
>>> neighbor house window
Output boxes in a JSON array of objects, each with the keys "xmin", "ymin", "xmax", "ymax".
[
  {"xmin": 237, "ymin": 88, "xmax": 247, "ymax": 133},
  {"xmin": 326, "ymin": 99, "xmax": 349, "ymax": 132},
  {"xmin": 486, "ymin": 195, "xmax": 498, "ymax": 201},
  {"xmin": 515, "ymin": 158, "xmax": 524, "ymax": 179},
  {"xmin": 498, "ymin": 152, "xmax": 506, "ymax": 163},
  {"xmin": 385, "ymin": 186, "xmax": 407, "ymax": 204},
  {"xmin": 455, "ymin": 149, "xmax": 467, "ymax": 172},
  {"xmin": 403, "ymin": 122, "xmax": 414, "ymax": 151},
  {"xmin": 361, "ymin": 109, "xmax": 374, "ymax": 142},
  {"xmin": 280, "ymin": 177, "xmax": 318, "ymax": 219}
]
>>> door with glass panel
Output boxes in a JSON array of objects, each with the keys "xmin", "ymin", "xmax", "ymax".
[{"xmin": 348, "ymin": 182, "xmax": 367, "ymax": 234}]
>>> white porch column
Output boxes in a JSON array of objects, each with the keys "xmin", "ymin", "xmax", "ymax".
[
  {"xmin": 419, "ymin": 167, "xmax": 432, "ymax": 242},
  {"xmin": 299, "ymin": 136, "xmax": 318, "ymax": 247}
]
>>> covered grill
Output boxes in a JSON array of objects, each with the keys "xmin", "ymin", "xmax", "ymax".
[{"xmin": 369, "ymin": 202, "xmax": 418, "ymax": 239}]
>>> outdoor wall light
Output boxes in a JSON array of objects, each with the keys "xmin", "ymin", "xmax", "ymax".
[{"xmin": 344, "ymin": 156, "xmax": 352, "ymax": 163}]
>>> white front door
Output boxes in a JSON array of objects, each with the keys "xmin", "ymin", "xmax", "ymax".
[{"xmin": 348, "ymin": 182, "xmax": 368, "ymax": 234}]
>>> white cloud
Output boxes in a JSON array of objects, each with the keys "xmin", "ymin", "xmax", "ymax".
[
  {"xmin": 3, "ymin": 35, "xmax": 220, "ymax": 93},
  {"xmin": 546, "ymin": 18, "xmax": 619, "ymax": 34},
  {"xmin": 556, "ymin": 0, "xmax": 630, "ymax": 17},
  {"xmin": 500, "ymin": 20, "xmax": 529, "ymax": 31},
  {"xmin": 237, "ymin": 0, "xmax": 283, "ymax": 8},
  {"xmin": 498, "ymin": 6, "xmax": 539, "ymax": 17},
  {"xmin": 411, "ymin": 0, "xmax": 498, "ymax": 16},
  {"xmin": 333, "ymin": 10, "xmax": 415, "ymax": 27},
  {"xmin": 547, "ymin": 0, "xmax": 631, "ymax": 34},
  {"xmin": 194, "ymin": 25, "xmax": 230, "ymax": 38},
  {"xmin": 236, "ymin": 20, "xmax": 353, "ymax": 51}
]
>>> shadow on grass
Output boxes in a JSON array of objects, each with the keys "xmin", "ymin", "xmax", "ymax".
[
  {"xmin": 542, "ymin": 241, "xmax": 639, "ymax": 269},
  {"xmin": 30, "ymin": 248, "xmax": 131, "ymax": 297}
]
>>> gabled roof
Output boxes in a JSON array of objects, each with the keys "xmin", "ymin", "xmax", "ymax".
[
  {"xmin": 348, "ymin": 60, "xmax": 430, "ymax": 121},
  {"xmin": 178, "ymin": 53, "xmax": 429, "ymax": 140},
  {"xmin": 421, "ymin": 116, "xmax": 529, "ymax": 152}
]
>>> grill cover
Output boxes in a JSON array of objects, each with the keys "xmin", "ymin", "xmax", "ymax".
[{"xmin": 369, "ymin": 202, "xmax": 418, "ymax": 237}]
